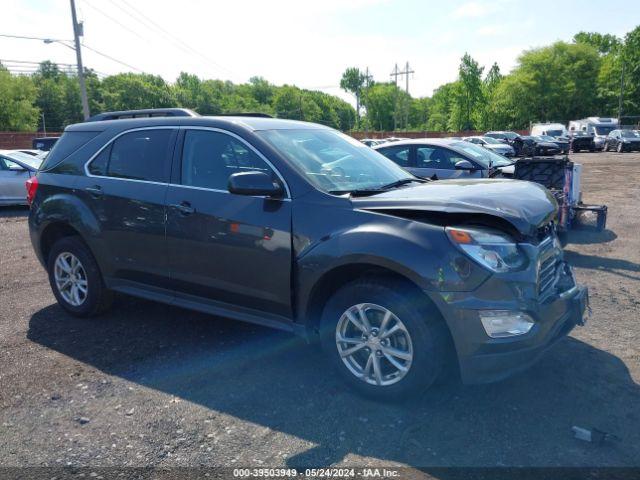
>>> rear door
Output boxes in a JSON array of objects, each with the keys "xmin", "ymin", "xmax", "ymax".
[
  {"xmin": 77, "ymin": 127, "xmax": 177, "ymax": 287},
  {"xmin": 0, "ymin": 157, "xmax": 31, "ymax": 204},
  {"xmin": 165, "ymin": 127, "xmax": 293, "ymax": 319}
]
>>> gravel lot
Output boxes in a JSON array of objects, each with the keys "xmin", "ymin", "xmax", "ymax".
[{"xmin": 1, "ymin": 152, "xmax": 639, "ymax": 471}]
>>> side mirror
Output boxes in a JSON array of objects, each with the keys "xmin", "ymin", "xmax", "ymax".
[
  {"xmin": 455, "ymin": 160, "xmax": 476, "ymax": 171},
  {"xmin": 228, "ymin": 171, "xmax": 284, "ymax": 198}
]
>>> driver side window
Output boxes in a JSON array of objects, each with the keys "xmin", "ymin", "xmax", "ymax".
[
  {"xmin": 416, "ymin": 147, "xmax": 465, "ymax": 170},
  {"xmin": 377, "ymin": 145, "xmax": 410, "ymax": 167}
]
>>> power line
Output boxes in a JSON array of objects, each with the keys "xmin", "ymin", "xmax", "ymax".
[
  {"xmin": 80, "ymin": 0, "xmax": 147, "ymax": 41},
  {"xmin": 81, "ymin": 43, "xmax": 144, "ymax": 72},
  {"xmin": 0, "ymin": 33, "xmax": 72, "ymax": 42},
  {"xmin": 110, "ymin": 0, "xmax": 235, "ymax": 76}
]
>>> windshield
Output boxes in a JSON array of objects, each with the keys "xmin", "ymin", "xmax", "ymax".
[
  {"xmin": 450, "ymin": 141, "xmax": 512, "ymax": 167},
  {"xmin": 621, "ymin": 130, "xmax": 640, "ymax": 138},
  {"xmin": 258, "ymin": 129, "xmax": 413, "ymax": 194},
  {"xmin": 546, "ymin": 130, "xmax": 563, "ymax": 137},
  {"xmin": 595, "ymin": 126, "xmax": 615, "ymax": 135},
  {"xmin": 3, "ymin": 151, "xmax": 42, "ymax": 170},
  {"xmin": 481, "ymin": 137, "xmax": 501, "ymax": 144},
  {"xmin": 539, "ymin": 135, "xmax": 560, "ymax": 142}
]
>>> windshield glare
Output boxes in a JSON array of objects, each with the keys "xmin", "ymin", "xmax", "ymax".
[
  {"xmin": 621, "ymin": 130, "xmax": 640, "ymax": 138},
  {"xmin": 450, "ymin": 142, "xmax": 512, "ymax": 167},
  {"xmin": 258, "ymin": 129, "xmax": 413, "ymax": 193},
  {"xmin": 481, "ymin": 137, "xmax": 501, "ymax": 144},
  {"xmin": 546, "ymin": 130, "xmax": 563, "ymax": 137},
  {"xmin": 595, "ymin": 126, "xmax": 615, "ymax": 135}
]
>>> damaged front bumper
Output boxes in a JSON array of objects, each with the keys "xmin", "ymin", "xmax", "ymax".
[{"xmin": 431, "ymin": 239, "xmax": 588, "ymax": 384}]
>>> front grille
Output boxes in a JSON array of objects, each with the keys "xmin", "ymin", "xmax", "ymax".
[{"xmin": 537, "ymin": 236, "xmax": 559, "ymax": 300}]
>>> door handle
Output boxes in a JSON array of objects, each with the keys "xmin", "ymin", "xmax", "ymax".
[
  {"xmin": 170, "ymin": 202, "xmax": 195, "ymax": 216},
  {"xmin": 85, "ymin": 185, "xmax": 103, "ymax": 197}
]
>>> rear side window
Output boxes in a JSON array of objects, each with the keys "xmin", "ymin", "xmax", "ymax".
[
  {"xmin": 180, "ymin": 130, "xmax": 272, "ymax": 190},
  {"xmin": 39, "ymin": 131, "xmax": 100, "ymax": 171},
  {"xmin": 88, "ymin": 129, "xmax": 175, "ymax": 183}
]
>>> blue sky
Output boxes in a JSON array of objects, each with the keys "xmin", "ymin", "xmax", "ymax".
[{"xmin": 3, "ymin": 0, "xmax": 640, "ymax": 103}]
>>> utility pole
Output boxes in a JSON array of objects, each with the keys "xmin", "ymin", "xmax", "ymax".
[
  {"xmin": 390, "ymin": 62, "xmax": 414, "ymax": 130},
  {"xmin": 618, "ymin": 61, "xmax": 625, "ymax": 127},
  {"xmin": 390, "ymin": 64, "xmax": 400, "ymax": 131},
  {"xmin": 70, "ymin": 0, "xmax": 90, "ymax": 120}
]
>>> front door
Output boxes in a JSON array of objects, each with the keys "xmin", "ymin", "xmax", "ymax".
[
  {"xmin": 410, "ymin": 146, "xmax": 481, "ymax": 180},
  {"xmin": 165, "ymin": 128, "xmax": 292, "ymax": 318},
  {"xmin": 76, "ymin": 127, "xmax": 177, "ymax": 286}
]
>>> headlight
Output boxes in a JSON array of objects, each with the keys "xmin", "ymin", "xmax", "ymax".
[{"xmin": 446, "ymin": 226, "xmax": 527, "ymax": 273}]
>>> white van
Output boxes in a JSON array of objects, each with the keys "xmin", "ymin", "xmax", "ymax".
[
  {"xmin": 568, "ymin": 117, "xmax": 618, "ymax": 150},
  {"xmin": 530, "ymin": 123, "xmax": 569, "ymax": 138}
]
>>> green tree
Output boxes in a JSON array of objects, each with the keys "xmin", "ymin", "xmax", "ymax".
[
  {"xmin": 101, "ymin": 73, "xmax": 175, "ymax": 111},
  {"xmin": 0, "ymin": 64, "xmax": 39, "ymax": 131},
  {"xmin": 362, "ymin": 82, "xmax": 406, "ymax": 131},
  {"xmin": 426, "ymin": 82, "xmax": 457, "ymax": 131},
  {"xmin": 574, "ymin": 31, "xmax": 621, "ymax": 55},
  {"xmin": 620, "ymin": 25, "xmax": 640, "ymax": 117},
  {"xmin": 340, "ymin": 67, "xmax": 367, "ymax": 128},
  {"xmin": 479, "ymin": 62, "xmax": 503, "ymax": 130},
  {"xmin": 449, "ymin": 53, "xmax": 484, "ymax": 130}
]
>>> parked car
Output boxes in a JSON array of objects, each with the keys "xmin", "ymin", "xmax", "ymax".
[
  {"xmin": 603, "ymin": 129, "xmax": 640, "ymax": 152},
  {"xmin": 463, "ymin": 136, "xmax": 515, "ymax": 157},
  {"xmin": 530, "ymin": 123, "xmax": 569, "ymax": 138},
  {"xmin": 520, "ymin": 136, "xmax": 562, "ymax": 157},
  {"xmin": 535, "ymin": 135, "xmax": 570, "ymax": 154},
  {"xmin": 360, "ymin": 138, "xmax": 386, "ymax": 148},
  {"xmin": 28, "ymin": 110, "xmax": 587, "ymax": 399},
  {"xmin": 568, "ymin": 131, "xmax": 595, "ymax": 152},
  {"xmin": 569, "ymin": 117, "xmax": 617, "ymax": 151},
  {"xmin": 31, "ymin": 136, "xmax": 60, "ymax": 151},
  {"xmin": 374, "ymin": 138, "xmax": 516, "ymax": 179},
  {"xmin": 484, "ymin": 131, "xmax": 524, "ymax": 156},
  {"xmin": 0, "ymin": 150, "xmax": 42, "ymax": 205}
]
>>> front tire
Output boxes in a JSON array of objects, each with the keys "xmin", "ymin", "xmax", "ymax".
[
  {"xmin": 617, "ymin": 142, "xmax": 624, "ymax": 153},
  {"xmin": 320, "ymin": 278, "xmax": 446, "ymax": 400},
  {"xmin": 47, "ymin": 236, "xmax": 113, "ymax": 317}
]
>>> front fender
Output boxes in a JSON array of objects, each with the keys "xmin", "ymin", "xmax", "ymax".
[{"xmin": 295, "ymin": 218, "xmax": 490, "ymax": 325}]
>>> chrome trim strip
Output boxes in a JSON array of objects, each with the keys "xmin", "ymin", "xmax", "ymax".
[{"xmin": 82, "ymin": 125, "xmax": 292, "ymax": 199}]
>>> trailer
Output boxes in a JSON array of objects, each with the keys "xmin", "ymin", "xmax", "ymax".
[{"xmin": 513, "ymin": 156, "xmax": 607, "ymax": 241}]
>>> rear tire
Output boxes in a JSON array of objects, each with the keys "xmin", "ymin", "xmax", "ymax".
[
  {"xmin": 617, "ymin": 142, "xmax": 624, "ymax": 153},
  {"xmin": 47, "ymin": 236, "xmax": 113, "ymax": 317},
  {"xmin": 319, "ymin": 278, "xmax": 447, "ymax": 401}
]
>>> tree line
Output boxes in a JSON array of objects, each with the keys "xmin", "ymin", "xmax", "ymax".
[
  {"xmin": 1, "ymin": 25, "xmax": 638, "ymax": 133},
  {"xmin": 0, "ymin": 65, "xmax": 356, "ymax": 132},
  {"xmin": 342, "ymin": 26, "xmax": 640, "ymax": 131}
]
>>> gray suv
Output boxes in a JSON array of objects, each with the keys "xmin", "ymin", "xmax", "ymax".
[{"xmin": 27, "ymin": 109, "xmax": 588, "ymax": 400}]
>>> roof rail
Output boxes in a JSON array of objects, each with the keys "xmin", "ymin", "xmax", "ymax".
[
  {"xmin": 86, "ymin": 108, "xmax": 200, "ymax": 122},
  {"xmin": 215, "ymin": 112, "xmax": 273, "ymax": 118}
]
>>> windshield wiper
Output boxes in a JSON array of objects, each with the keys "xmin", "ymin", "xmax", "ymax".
[
  {"xmin": 379, "ymin": 178, "xmax": 427, "ymax": 190},
  {"xmin": 328, "ymin": 178, "xmax": 426, "ymax": 197}
]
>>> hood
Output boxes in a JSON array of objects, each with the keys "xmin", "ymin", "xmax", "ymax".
[
  {"xmin": 486, "ymin": 144, "xmax": 512, "ymax": 151},
  {"xmin": 537, "ymin": 141, "xmax": 560, "ymax": 148},
  {"xmin": 352, "ymin": 179, "xmax": 557, "ymax": 237}
]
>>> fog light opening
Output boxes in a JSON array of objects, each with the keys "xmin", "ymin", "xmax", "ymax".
[{"xmin": 479, "ymin": 311, "xmax": 534, "ymax": 338}]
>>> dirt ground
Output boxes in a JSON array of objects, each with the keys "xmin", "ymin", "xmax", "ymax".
[{"xmin": 0, "ymin": 152, "xmax": 639, "ymax": 473}]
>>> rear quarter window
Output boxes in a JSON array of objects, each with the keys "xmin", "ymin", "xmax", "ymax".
[{"xmin": 39, "ymin": 131, "xmax": 101, "ymax": 171}]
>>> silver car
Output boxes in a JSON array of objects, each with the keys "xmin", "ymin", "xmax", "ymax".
[
  {"xmin": 0, "ymin": 150, "xmax": 42, "ymax": 206},
  {"xmin": 373, "ymin": 138, "xmax": 515, "ymax": 180},
  {"xmin": 463, "ymin": 136, "xmax": 515, "ymax": 157}
]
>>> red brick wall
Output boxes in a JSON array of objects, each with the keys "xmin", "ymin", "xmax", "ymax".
[
  {"xmin": 349, "ymin": 130, "xmax": 529, "ymax": 140},
  {"xmin": 0, "ymin": 132, "xmax": 62, "ymax": 150}
]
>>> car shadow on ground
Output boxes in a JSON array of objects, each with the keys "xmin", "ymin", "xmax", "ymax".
[
  {"xmin": 567, "ymin": 228, "xmax": 617, "ymax": 245},
  {"xmin": 27, "ymin": 298, "xmax": 640, "ymax": 468},
  {"xmin": 564, "ymin": 250, "xmax": 640, "ymax": 281},
  {"xmin": 0, "ymin": 206, "xmax": 29, "ymax": 219}
]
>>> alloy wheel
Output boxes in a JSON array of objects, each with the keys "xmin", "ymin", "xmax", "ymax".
[
  {"xmin": 335, "ymin": 303, "xmax": 413, "ymax": 386},
  {"xmin": 54, "ymin": 252, "xmax": 88, "ymax": 307}
]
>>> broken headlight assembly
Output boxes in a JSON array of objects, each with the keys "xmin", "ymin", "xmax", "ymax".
[{"xmin": 446, "ymin": 226, "xmax": 527, "ymax": 273}]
